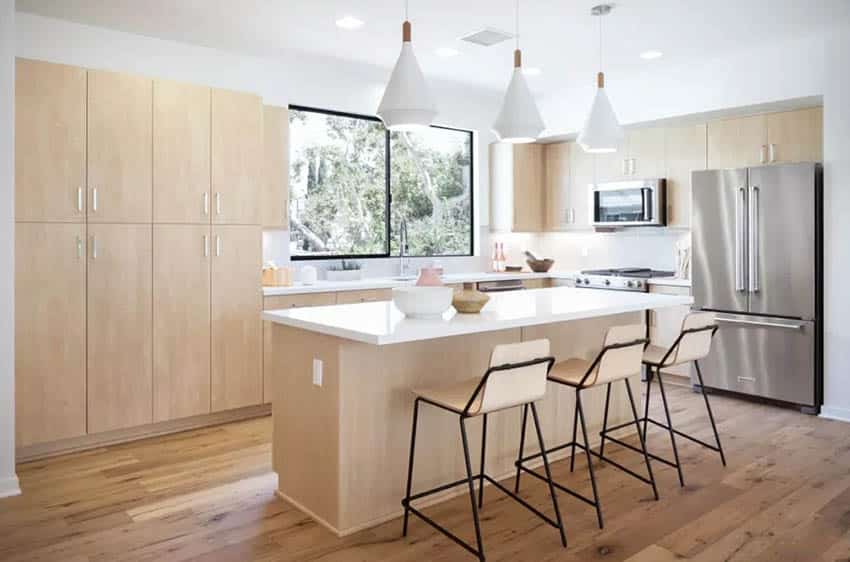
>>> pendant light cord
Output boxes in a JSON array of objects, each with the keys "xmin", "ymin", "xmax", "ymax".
[
  {"xmin": 405, "ymin": 0, "xmax": 409, "ymax": 20},
  {"xmin": 515, "ymin": 0, "xmax": 520, "ymax": 50},
  {"xmin": 598, "ymin": 12, "xmax": 603, "ymax": 71}
]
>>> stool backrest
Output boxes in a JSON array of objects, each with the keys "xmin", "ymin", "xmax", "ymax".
[
  {"xmin": 669, "ymin": 312, "xmax": 716, "ymax": 364},
  {"xmin": 477, "ymin": 339, "xmax": 552, "ymax": 415},
  {"xmin": 588, "ymin": 325, "xmax": 646, "ymax": 386}
]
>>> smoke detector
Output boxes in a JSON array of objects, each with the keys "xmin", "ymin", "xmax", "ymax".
[{"xmin": 460, "ymin": 27, "xmax": 514, "ymax": 47}]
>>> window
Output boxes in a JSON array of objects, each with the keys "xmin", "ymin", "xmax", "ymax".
[{"xmin": 288, "ymin": 106, "xmax": 473, "ymax": 259}]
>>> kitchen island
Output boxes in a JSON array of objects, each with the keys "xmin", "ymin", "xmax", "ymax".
[{"xmin": 264, "ymin": 287, "xmax": 692, "ymax": 536}]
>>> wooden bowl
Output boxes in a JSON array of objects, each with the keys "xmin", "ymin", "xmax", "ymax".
[{"xmin": 526, "ymin": 258, "xmax": 554, "ymax": 273}]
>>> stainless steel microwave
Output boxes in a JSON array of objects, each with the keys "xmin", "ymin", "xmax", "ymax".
[{"xmin": 590, "ymin": 178, "xmax": 667, "ymax": 228}]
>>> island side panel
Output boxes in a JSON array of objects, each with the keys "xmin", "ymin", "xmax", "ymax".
[{"xmin": 272, "ymin": 324, "xmax": 342, "ymax": 531}]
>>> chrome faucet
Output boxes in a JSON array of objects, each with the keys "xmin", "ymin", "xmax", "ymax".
[{"xmin": 399, "ymin": 217, "xmax": 410, "ymax": 277}]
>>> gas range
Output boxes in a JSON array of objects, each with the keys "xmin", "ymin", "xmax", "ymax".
[{"xmin": 574, "ymin": 268, "xmax": 676, "ymax": 292}]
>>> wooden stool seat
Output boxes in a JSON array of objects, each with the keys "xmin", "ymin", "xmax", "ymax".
[
  {"xmin": 411, "ymin": 378, "xmax": 484, "ymax": 415},
  {"xmin": 547, "ymin": 358, "xmax": 593, "ymax": 386},
  {"xmin": 642, "ymin": 344, "xmax": 677, "ymax": 367}
]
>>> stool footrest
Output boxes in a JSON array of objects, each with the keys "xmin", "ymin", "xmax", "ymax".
[{"xmin": 600, "ymin": 417, "xmax": 723, "ymax": 455}]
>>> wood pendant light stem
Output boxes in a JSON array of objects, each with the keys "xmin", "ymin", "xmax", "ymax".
[
  {"xmin": 402, "ymin": 21, "xmax": 411, "ymax": 42},
  {"xmin": 597, "ymin": 71, "xmax": 605, "ymax": 88},
  {"xmin": 514, "ymin": 49, "xmax": 522, "ymax": 69}
]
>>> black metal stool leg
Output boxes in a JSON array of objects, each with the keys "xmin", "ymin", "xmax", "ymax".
[
  {"xmin": 460, "ymin": 417, "xmax": 485, "ymax": 561},
  {"xmin": 625, "ymin": 378, "xmax": 659, "ymax": 500},
  {"xmin": 514, "ymin": 404, "xmax": 529, "ymax": 494},
  {"xmin": 655, "ymin": 368, "xmax": 685, "ymax": 487},
  {"xmin": 569, "ymin": 397, "xmax": 579, "ymax": 473},
  {"xmin": 530, "ymin": 403, "xmax": 568, "ymax": 548},
  {"xmin": 694, "ymin": 360, "xmax": 726, "ymax": 466},
  {"xmin": 642, "ymin": 366, "xmax": 652, "ymax": 441},
  {"xmin": 478, "ymin": 414, "xmax": 488, "ymax": 508},
  {"xmin": 599, "ymin": 382, "xmax": 612, "ymax": 458},
  {"xmin": 402, "ymin": 398, "xmax": 421, "ymax": 536},
  {"xmin": 577, "ymin": 391, "xmax": 604, "ymax": 529}
]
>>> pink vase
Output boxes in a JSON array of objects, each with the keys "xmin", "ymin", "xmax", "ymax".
[{"xmin": 416, "ymin": 268, "xmax": 444, "ymax": 287}]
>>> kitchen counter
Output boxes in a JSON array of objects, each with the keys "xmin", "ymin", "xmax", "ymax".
[
  {"xmin": 267, "ymin": 286, "xmax": 692, "ymax": 536},
  {"xmin": 264, "ymin": 286, "xmax": 692, "ymax": 345}
]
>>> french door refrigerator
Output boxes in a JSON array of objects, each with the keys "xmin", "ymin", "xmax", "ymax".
[{"xmin": 691, "ymin": 163, "xmax": 822, "ymax": 413}]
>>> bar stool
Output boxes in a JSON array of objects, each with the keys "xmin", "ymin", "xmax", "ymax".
[
  {"xmin": 401, "ymin": 339, "xmax": 567, "ymax": 561},
  {"xmin": 514, "ymin": 325, "xmax": 658, "ymax": 530}
]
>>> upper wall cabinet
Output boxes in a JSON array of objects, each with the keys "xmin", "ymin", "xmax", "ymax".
[
  {"xmin": 15, "ymin": 59, "xmax": 87, "ymax": 222},
  {"xmin": 766, "ymin": 107, "xmax": 823, "ymax": 164},
  {"xmin": 543, "ymin": 142, "xmax": 571, "ymax": 230},
  {"xmin": 595, "ymin": 127, "xmax": 665, "ymax": 182},
  {"xmin": 664, "ymin": 123, "xmax": 707, "ymax": 228},
  {"xmin": 212, "ymin": 89, "xmax": 263, "ymax": 225},
  {"xmin": 707, "ymin": 114, "xmax": 768, "ymax": 169},
  {"xmin": 153, "ymin": 80, "xmax": 211, "ymax": 224},
  {"xmin": 489, "ymin": 142, "xmax": 545, "ymax": 232},
  {"xmin": 87, "ymin": 70, "xmax": 153, "ymax": 223},
  {"xmin": 262, "ymin": 105, "xmax": 289, "ymax": 230}
]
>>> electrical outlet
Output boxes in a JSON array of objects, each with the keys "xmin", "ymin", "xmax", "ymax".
[
  {"xmin": 581, "ymin": 246, "xmax": 589, "ymax": 258},
  {"xmin": 312, "ymin": 358, "xmax": 323, "ymax": 387}
]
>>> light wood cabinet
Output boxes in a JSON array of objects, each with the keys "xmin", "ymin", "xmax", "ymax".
[
  {"xmin": 153, "ymin": 80, "xmax": 211, "ymax": 224},
  {"xmin": 596, "ymin": 128, "xmax": 664, "ymax": 181},
  {"xmin": 766, "ymin": 107, "xmax": 823, "ymax": 164},
  {"xmin": 567, "ymin": 141, "xmax": 595, "ymax": 229},
  {"xmin": 489, "ymin": 143, "xmax": 545, "ymax": 232},
  {"xmin": 664, "ymin": 123, "xmax": 707, "ymax": 228},
  {"xmin": 649, "ymin": 284, "xmax": 692, "ymax": 379},
  {"xmin": 212, "ymin": 89, "xmax": 263, "ymax": 225},
  {"xmin": 15, "ymin": 223, "xmax": 87, "ymax": 446},
  {"xmin": 543, "ymin": 142, "xmax": 571, "ymax": 230},
  {"xmin": 212, "ymin": 225, "xmax": 262, "ymax": 411},
  {"xmin": 15, "ymin": 59, "xmax": 87, "ymax": 223},
  {"xmin": 87, "ymin": 70, "xmax": 153, "ymax": 223},
  {"xmin": 153, "ymin": 225, "xmax": 211, "ymax": 422},
  {"xmin": 335, "ymin": 289, "xmax": 392, "ymax": 304},
  {"xmin": 87, "ymin": 224, "xmax": 153, "ymax": 433},
  {"xmin": 707, "ymin": 114, "xmax": 768, "ymax": 169},
  {"xmin": 263, "ymin": 105, "xmax": 289, "ymax": 229}
]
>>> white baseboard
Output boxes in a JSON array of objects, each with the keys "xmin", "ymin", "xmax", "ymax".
[
  {"xmin": 820, "ymin": 405, "xmax": 850, "ymax": 423},
  {"xmin": 0, "ymin": 475, "xmax": 21, "ymax": 498}
]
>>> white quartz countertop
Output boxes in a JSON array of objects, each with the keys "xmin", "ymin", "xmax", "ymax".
[
  {"xmin": 263, "ymin": 271, "xmax": 575, "ymax": 296},
  {"xmin": 263, "ymin": 286, "xmax": 693, "ymax": 345}
]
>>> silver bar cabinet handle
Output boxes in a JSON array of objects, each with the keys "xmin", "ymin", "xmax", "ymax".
[
  {"xmin": 759, "ymin": 145, "xmax": 767, "ymax": 164},
  {"xmin": 749, "ymin": 186, "xmax": 760, "ymax": 293},
  {"xmin": 76, "ymin": 236, "xmax": 83, "ymax": 259},
  {"xmin": 215, "ymin": 235, "xmax": 221, "ymax": 257},
  {"xmin": 92, "ymin": 188, "xmax": 98, "ymax": 212},
  {"xmin": 203, "ymin": 235, "xmax": 209, "ymax": 257},
  {"xmin": 90, "ymin": 235, "xmax": 98, "ymax": 259},
  {"xmin": 77, "ymin": 187, "xmax": 84, "ymax": 213},
  {"xmin": 734, "ymin": 187, "xmax": 746, "ymax": 292},
  {"xmin": 215, "ymin": 192, "xmax": 221, "ymax": 216},
  {"xmin": 203, "ymin": 192, "xmax": 209, "ymax": 216},
  {"xmin": 717, "ymin": 317, "xmax": 804, "ymax": 331},
  {"xmin": 769, "ymin": 143, "xmax": 776, "ymax": 163}
]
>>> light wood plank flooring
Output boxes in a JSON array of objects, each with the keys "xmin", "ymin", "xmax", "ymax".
[{"xmin": 2, "ymin": 384, "xmax": 850, "ymax": 562}]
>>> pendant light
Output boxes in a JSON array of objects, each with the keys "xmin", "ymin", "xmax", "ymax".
[
  {"xmin": 377, "ymin": 0, "xmax": 437, "ymax": 131},
  {"xmin": 492, "ymin": 0, "xmax": 545, "ymax": 143},
  {"xmin": 577, "ymin": 4, "xmax": 624, "ymax": 153}
]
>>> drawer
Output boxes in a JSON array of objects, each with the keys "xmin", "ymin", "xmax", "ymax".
[
  {"xmin": 264, "ymin": 292, "xmax": 337, "ymax": 310},
  {"xmin": 335, "ymin": 289, "xmax": 392, "ymax": 304}
]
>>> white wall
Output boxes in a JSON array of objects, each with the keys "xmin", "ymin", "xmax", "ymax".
[{"xmin": 0, "ymin": 0, "xmax": 20, "ymax": 497}]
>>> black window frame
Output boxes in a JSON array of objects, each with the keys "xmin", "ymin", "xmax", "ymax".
[{"xmin": 288, "ymin": 104, "xmax": 475, "ymax": 261}]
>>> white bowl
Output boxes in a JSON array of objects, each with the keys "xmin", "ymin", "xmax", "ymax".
[{"xmin": 392, "ymin": 286, "xmax": 454, "ymax": 318}]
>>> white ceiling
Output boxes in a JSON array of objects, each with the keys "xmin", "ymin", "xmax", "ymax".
[{"xmin": 15, "ymin": 0, "xmax": 849, "ymax": 94}]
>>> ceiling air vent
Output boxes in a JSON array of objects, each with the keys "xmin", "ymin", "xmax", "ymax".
[{"xmin": 460, "ymin": 27, "xmax": 514, "ymax": 47}]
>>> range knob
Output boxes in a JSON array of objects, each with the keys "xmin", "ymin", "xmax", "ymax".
[
  {"xmin": 604, "ymin": 279, "xmax": 611, "ymax": 286},
  {"xmin": 626, "ymin": 280, "xmax": 634, "ymax": 288},
  {"xmin": 583, "ymin": 278, "xmax": 590, "ymax": 285},
  {"xmin": 635, "ymin": 280, "xmax": 643, "ymax": 288}
]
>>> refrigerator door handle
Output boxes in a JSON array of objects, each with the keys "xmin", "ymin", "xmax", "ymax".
[
  {"xmin": 641, "ymin": 188, "xmax": 651, "ymax": 221},
  {"xmin": 715, "ymin": 316, "xmax": 805, "ymax": 331},
  {"xmin": 735, "ymin": 187, "xmax": 746, "ymax": 292},
  {"xmin": 749, "ymin": 186, "xmax": 760, "ymax": 293}
]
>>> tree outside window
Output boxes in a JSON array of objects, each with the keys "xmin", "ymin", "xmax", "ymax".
[{"xmin": 289, "ymin": 106, "xmax": 473, "ymax": 259}]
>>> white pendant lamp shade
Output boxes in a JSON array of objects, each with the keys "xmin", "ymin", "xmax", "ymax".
[
  {"xmin": 493, "ymin": 50, "xmax": 545, "ymax": 143},
  {"xmin": 577, "ymin": 72, "xmax": 624, "ymax": 153},
  {"xmin": 377, "ymin": 20, "xmax": 437, "ymax": 131}
]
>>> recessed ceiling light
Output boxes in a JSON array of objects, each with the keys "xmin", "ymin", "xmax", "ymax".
[
  {"xmin": 523, "ymin": 67, "xmax": 542, "ymax": 76},
  {"xmin": 335, "ymin": 16, "xmax": 364, "ymax": 30},
  {"xmin": 640, "ymin": 50, "xmax": 663, "ymax": 60},
  {"xmin": 435, "ymin": 47, "xmax": 460, "ymax": 58}
]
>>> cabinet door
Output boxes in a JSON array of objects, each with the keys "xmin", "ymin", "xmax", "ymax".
[
  {"xmin": 512, "ymin": 144, "xmax": 544, "ymax": 232},
  {"xmin": 153, "ymin": 225, "xmax": 211, "ymax": 422},
  {"xmin": 87, "ymin": 224, "xmax": 153, "ymax": 433},
  {"xmin": 15, "ymin": 223, "xmax": 87, "ymax": 446},
  {"xmin": 15, "ymin": 59, "xmax": 87, "ymax": 222},
  {"xmin": 544, "ymin": 142, "xmax": 571, "ymax": 230},
  {"xmin": 766, "ymin": 107, "xmax": 823, "ymax": 164},
  {"xmin": 593, "ymin": 136, "xmax": 628, "ymax": 182},
  {"xmin": 87, "ymin": 70, "xmax": 153, "ymax": 223},
  {"xmin": 212, "ymin": 225, "xmax": 262, "ymax": 411},
  {"xmin": 212, "ymin": 89, "xmax": 262, "ymax": 225},
  {"xmin": 628, "ymin": 127, "xmax": 666, "ymax": 179},
  {"xmin": 335, "ymin": 289, "xmax": 392, "ymax": 304},
  {"xmin": 263, "ymin": 105, "xmax": 289, "ymax": 229},
  {"xmin": 153, "ymin": 80, "xmax": 211, "ymax": 224},
  {"xmin": 707, "ymin": 114, "xmax": 767, "ymax": 169},
  {"xmin": 665, "ymin": 123, "xmax": 707, "ymax": 227},
  {"xmin": 568, "ymin": 142, "xmax": 595, "ymax": 228}
]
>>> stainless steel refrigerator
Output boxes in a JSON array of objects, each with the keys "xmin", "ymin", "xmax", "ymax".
[{"xmin": 691, "ymin": 163, "xmax": 822, "ymax": 413}]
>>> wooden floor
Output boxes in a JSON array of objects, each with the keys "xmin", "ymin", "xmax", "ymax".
[{"xmin": 2, "ymin": 383, "xmax": 850, "ymax": 562}]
